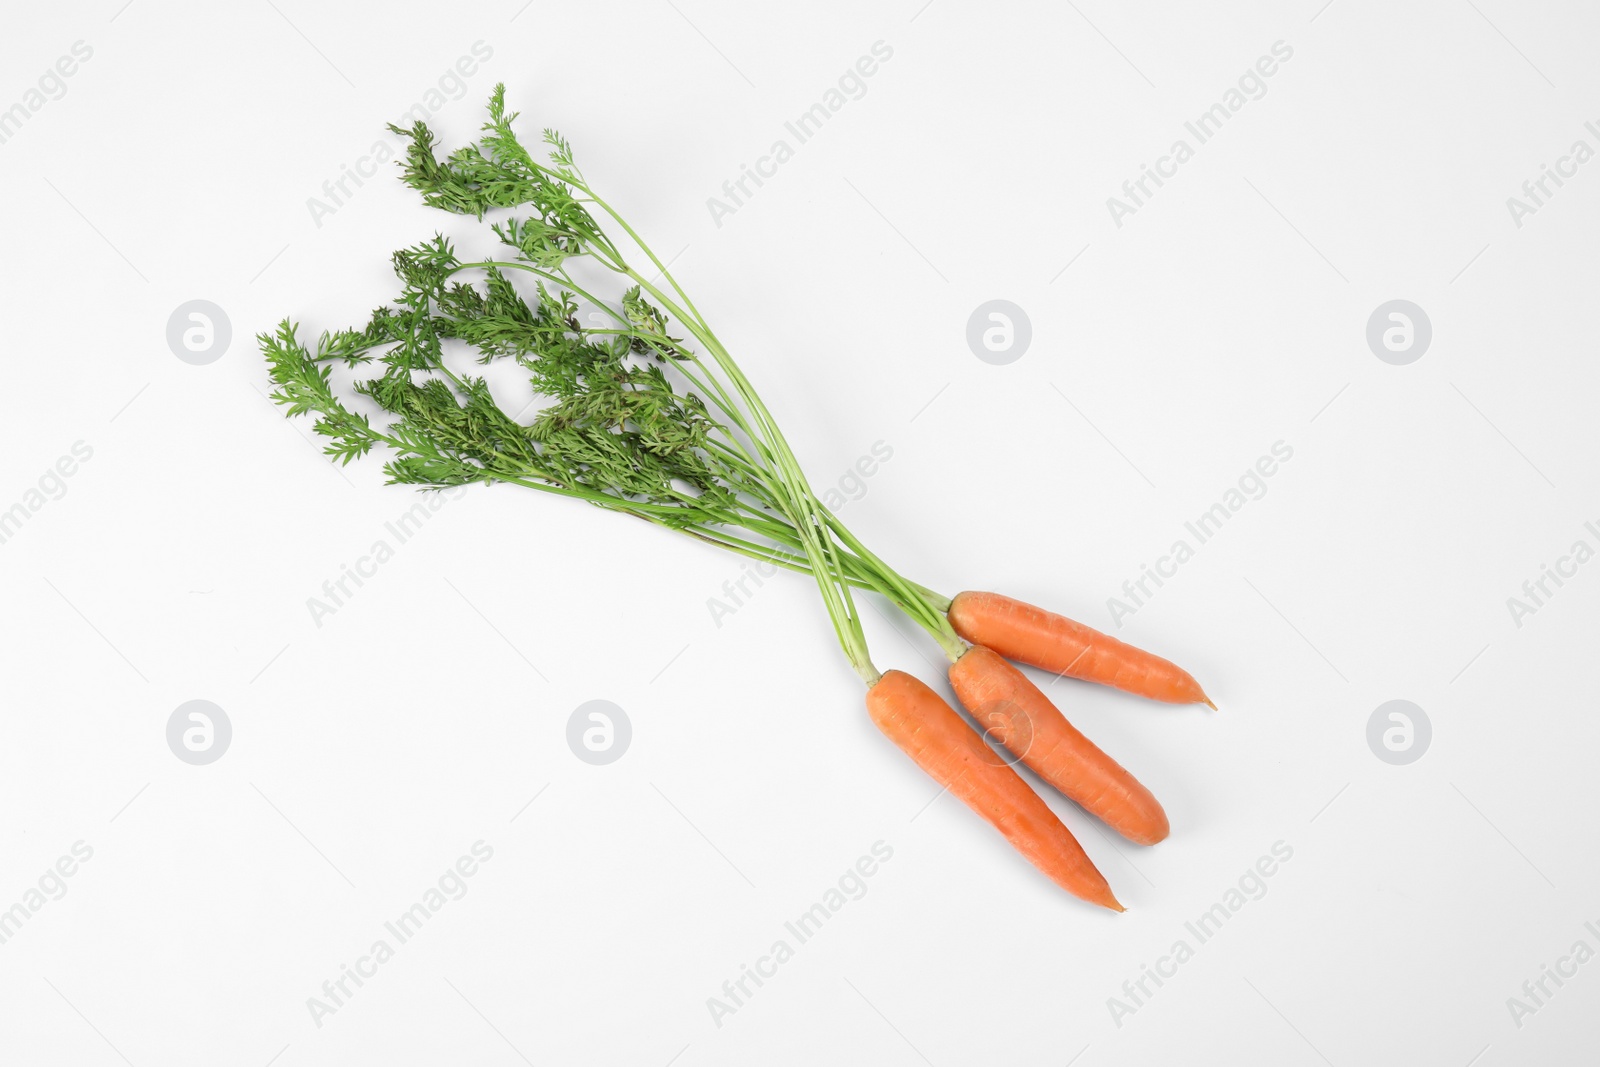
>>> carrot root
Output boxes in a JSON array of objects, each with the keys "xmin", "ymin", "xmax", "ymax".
[
  {"xmin": 949, "ymin": 646, "xmax": 1169, "ymax": 845},
  {"xmin": 948, "ymin": 590, "xmax": 1212, "ymax": 707}
]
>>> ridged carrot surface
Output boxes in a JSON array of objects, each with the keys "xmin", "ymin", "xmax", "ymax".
[
  {"xmin": 866, "ymin": 669, "xmax": 1122, "ymax": 910},
  {"xmin": 948, "ymin": 591, "xmax": 1212, "ymax": 707},
  {"xmin": 949, "ymin": 646, "xmax": 1169, "ymax": 845}
]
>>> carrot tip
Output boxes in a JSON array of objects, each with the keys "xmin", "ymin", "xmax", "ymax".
[
  {"xmin": 1095, "ymin": 888, "xmax": 1126, "ymax": 912},
  {"xmin": 1203, "ymin": 697, "xmax": 1217, "ymax": 711}
]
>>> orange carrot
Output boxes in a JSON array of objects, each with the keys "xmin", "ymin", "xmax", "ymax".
[
  {"xmin": 949, "ymin": 646, "xmax": 1168, "ymax": 845},
  {"xmin": 948, "ymin": 591, "xmax": 1213, "ymax": 707},
  {"xmin": 866, "ymin": 669, "xmax": 1122, "ymax": 910}
]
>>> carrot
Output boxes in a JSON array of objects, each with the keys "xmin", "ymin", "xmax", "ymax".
[
  {"xmin": 866, "ymin": 669, "xmax": 1123, "ymax": 911},
  {"xmin": 948, "ymin": 646, "xmax": 1168, "ymax": 845},
  {"xmin": 947, "ymin": 591, "xmax": 1213, "ymax": 708}
]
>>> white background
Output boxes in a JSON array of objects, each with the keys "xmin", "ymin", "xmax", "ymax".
[{"xmin": 2, "ymin": 0, "xmax": 1597, "ymax": 1064}]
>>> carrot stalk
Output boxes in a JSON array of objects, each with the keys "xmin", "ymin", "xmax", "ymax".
[
  {"xmin": 947, "ymin": 591, "xmax": 1213, "ymax": 708},
  {"xmin": 866, "ymin": 670, "xmax": 1123, "ymax": 911},
  {"xmin": 948, "ymin": 646, "xmax": 1169, "ymax": 845}
]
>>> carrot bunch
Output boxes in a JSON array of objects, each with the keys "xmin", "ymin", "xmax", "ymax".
[
  {"xmin": 869, "ymin": 595, "xmax": 1205, "ymax": 911},
  {"xmin": 263, "ymin": 87, "xmax": 1212, "ymax": 912}
]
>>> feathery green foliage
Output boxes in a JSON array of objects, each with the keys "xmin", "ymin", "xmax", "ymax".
[{"xmin": 263, "ymin": 86, "xmax": 968, "ymax": 680}]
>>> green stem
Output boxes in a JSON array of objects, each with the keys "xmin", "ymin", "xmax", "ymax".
[{"xmin": 619, "ymin": 269, "xmax": 879, "ymax": 686}]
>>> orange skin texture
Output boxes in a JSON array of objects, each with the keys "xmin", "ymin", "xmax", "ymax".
[
  {"xmin": 949, "ymin": 646, "xmax": 1169, "ymax": 846},
  {"xmin": 866, "ymin": 669, "xmax": 1122, "ymax": 911},
  {"xmin": 948, "ymin": 591, "xmax": 1213, "ymax": 707}
]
